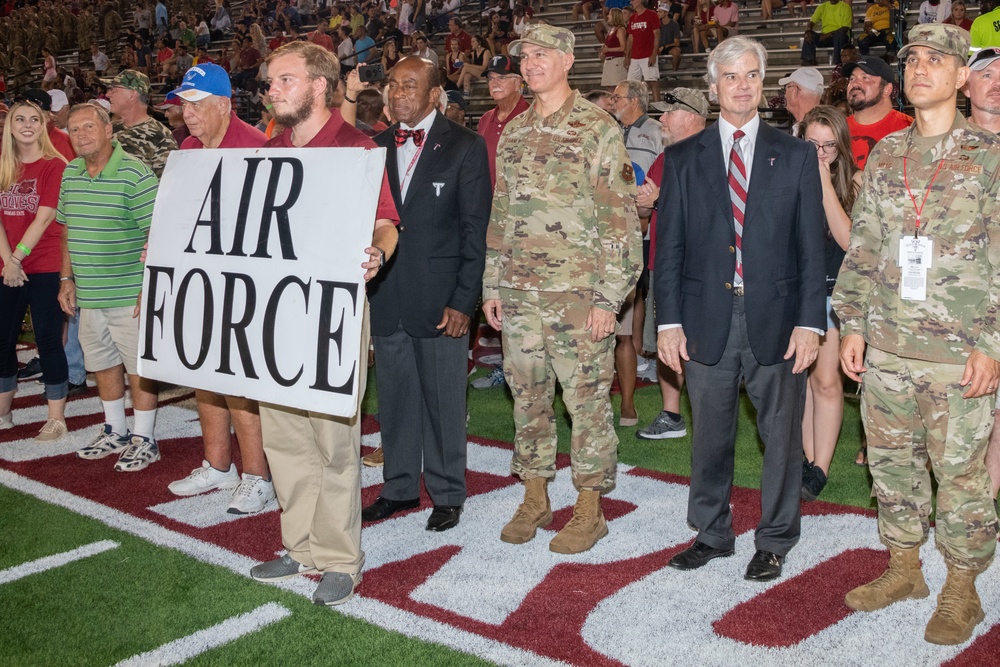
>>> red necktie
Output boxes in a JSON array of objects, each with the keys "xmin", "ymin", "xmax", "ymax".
[
  {"xmin": 728, "ymin": 129, "xmax": 747, "ymax": 280},
  {"xmin": 394, "ymin": 128, "xmax": 425, "ymax": 147}
]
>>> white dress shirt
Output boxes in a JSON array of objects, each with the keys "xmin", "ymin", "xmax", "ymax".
[{"xmin": 397, "ymin": 110, "xmax": 437, "ymax": 202}]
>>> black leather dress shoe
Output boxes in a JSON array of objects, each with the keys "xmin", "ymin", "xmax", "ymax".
[
  {"xmin": 745, "ymin": 549, "xmax": 784, "ymax": 581},
  {"xmin": 426, "ymin": 505, "xmax": 463, "ymax": 532},
  {"xmin": 668, "ymin": 540, "xmax": 735, "ymax": 570},
  {"xmin": 361, "ymin": 496, "xmax": 420, "ymax": 522}
]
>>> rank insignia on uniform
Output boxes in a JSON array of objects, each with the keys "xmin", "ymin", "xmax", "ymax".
[
  {"xmin": 621, "ymin": 164, "xmax": 635, "ymax": 183},
  {"xmin": 961, "ymin": 145, "xmax": 978, "ymax": 151},
  {"xmin": 568, "ymin": 120, "xmax": 586, "ymax": 128}
]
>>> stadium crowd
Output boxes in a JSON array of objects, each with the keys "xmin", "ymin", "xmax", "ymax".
[{"xmin": 1, "ymin": 0, "xmax": 1000, "ymax": 649}]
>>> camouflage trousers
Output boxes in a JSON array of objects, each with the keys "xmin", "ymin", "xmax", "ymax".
[
  {"xmin": 862, "ymin": 346, "xmax": 998, "ymax": 570},
  {"xmin": 500, "ymin": 288, "xmax": 618, "ymax": 492}
]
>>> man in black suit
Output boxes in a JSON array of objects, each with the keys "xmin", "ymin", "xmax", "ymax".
[
  {"xmin": 655, "ymin": 36, "xmax": 826, "ymax": 581},
  {"xmin": 363, "ymin": 56, "xmax": 492, "ymax": 532}
]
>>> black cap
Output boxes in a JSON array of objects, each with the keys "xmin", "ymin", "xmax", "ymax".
[
  {"xmin": 17, "ymin": 88, "xmax": 52, "ymax": 111},
  {"xmin": 485, "ymin": 54, "xmax": 520, "ymax": 76},
  {"xmin": 446, "ymin": 90, "xmax": 467, "ymax": 111},
  {"xmin": 841, "ymin": 57, "xmax": 897, "ymax": 85}
]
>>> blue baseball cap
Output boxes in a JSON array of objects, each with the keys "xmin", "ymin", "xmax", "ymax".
[{"xmin": 167, "ymin": 63, "xmax": 232, "ymax": 102}]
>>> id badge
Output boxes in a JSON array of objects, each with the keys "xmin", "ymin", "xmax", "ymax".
[{"xmin": 899, "ymin": 236, "xmax": 933, "ymax": 301}]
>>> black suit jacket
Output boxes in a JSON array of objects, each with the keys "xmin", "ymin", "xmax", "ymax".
[
  {"xmin": 654, "ymin": 120, "xmax": 826, "ymax": 366},
  {"xmin": 369, "ymin": 112, "xmax": 492, "ymax": 338}
]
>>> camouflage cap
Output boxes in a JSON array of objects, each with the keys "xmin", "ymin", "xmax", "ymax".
[
  {"xmin": 508, "ymin": 23, "xmax": 575, "ymax": 56},
  {"xmin": 650, "ymin": 87, "xmax": 710, "ymax": 117},
  {"xmin": 898, "ymin": 23, "xmax": 971, "ymax": 60},
  {"xmin": 106, "ymin": 69, "xmax": 151, "ymax": 95}
]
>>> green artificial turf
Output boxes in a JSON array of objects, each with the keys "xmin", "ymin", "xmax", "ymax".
[
  {"xmin": 463, "ymin": 366, "xmax": 877, "ymax": 511},
  {"xmin": 0, "ymin": 487, "xmax": 497, "ymax": 667}
]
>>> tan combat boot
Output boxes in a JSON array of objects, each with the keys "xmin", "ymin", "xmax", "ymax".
[
  {"xmin": 844, "ymin": 546, "xmax": 930, "ymax": 612},
  {"xmin": 500, "ymin": 477, "xmax": 552, "ymax": 544},
  {"xmin": 924, "ymin": 565, "xmax": 986, "ymax": 645},
  {"xmin": 549, "ymin": 489, "xmax": 608, "ymax": 554}
]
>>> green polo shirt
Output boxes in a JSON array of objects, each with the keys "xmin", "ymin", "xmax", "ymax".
[{"xmin": 57, "ymin": 141, "xmax": 158, "ymax": 309}]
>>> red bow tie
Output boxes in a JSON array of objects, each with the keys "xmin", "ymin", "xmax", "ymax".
[{"xmin": 394, "ymin": 128, "xmax": 425, "ymax": 147}]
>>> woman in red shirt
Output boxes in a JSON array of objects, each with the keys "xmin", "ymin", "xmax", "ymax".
[{"xmin": 0, "ymin": 101, "xmax": 70, "ymax": 442}]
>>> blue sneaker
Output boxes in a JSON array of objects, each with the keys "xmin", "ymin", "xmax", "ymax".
[
  {"xmin": 471, "ymin": 365, "xmax": 506, "ymax": 390},
  {"xmin": 77, "ymin": 425, "xmax": 131, "ymax": 460}
]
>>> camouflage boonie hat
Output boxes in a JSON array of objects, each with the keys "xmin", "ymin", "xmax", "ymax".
[
  {"xmin": 508, "ymin": 23, "xmax": 575, "ymax": 56},
  {"xmin": 106, "ymin": 69, "xmax": 151, "ymax": 95},
  {"xmin": 650, "ymin": 87, "xmax": 710, "ymax": 117},
  {"xmin": 898, "ymin": 23, "xmax": 971, "ymax": 60}
]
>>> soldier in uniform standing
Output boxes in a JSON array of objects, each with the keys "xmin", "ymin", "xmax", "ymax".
[
  {"xmin": 483, "ymin": 23, "xmax": 642, "ymax": 555},
  {"xmin": 834, "ymin": 24, "xmax": 1000, "ymax": 646}
]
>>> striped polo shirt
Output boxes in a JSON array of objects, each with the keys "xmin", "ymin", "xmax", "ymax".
[{"xmin": 57, "ymin": 141, "xmax": 158, "ymax": 309}]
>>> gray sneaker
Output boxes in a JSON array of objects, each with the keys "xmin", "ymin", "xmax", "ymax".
[
  {"xmin": 636, "ymin": 411, "xmax": 687, "ymax": 440},
  {"xmin": 471, "ymin": 365, "xmax": 506, "ymax": 390},
  {"xmin": 250, "ymin": 554, "xmax": 317, "ymax": 582},
  {"xmin": 312, "ymin": 571, "xmax": 361, "ymax": 606}
]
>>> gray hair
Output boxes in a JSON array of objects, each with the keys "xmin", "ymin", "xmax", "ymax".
[
  {"xmin": 619, "ymin": 79, "xmax": 650, "ymax": 112},
  {"xmin": 705, "ymin": 36, "xmax": 767, "ymax": 87},
  {"xmin": 70, "ymin": 102, "xmax": 112, "ymax": 125}
]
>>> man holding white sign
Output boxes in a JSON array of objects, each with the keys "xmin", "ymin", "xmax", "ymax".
[
  {"xmin": 247, "ymin": 41, "xmax": 399, "ymax": 608},
  {"xmin": 163, "ymin": 63, "xmax": 276, "ymax": 516}
]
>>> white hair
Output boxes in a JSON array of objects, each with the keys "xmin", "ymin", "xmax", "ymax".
[{"xmin": 705, "ymin": 36, "xmax": 768, "ymax": 88}]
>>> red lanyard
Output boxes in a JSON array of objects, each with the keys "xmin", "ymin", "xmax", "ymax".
[
  {"xmin": 902, "ymin": 157, "xmax": 944, "ymax": 238},
  {"xmin": 400, "ymin": 141, "xmax": 425, "ymax": 196}
]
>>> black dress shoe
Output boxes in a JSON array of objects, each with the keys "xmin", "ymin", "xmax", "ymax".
[
  {"xmin": 426, "ymin": 505, "xmax": 463, "ymax": 532},
  {"xmin": 745, "ymin": 549, "xmax": 784, "ymax": 581},
  {"xmin": 67, "ymin": 381, "xmax": 89, "ymax": 398},
  {"xmin": 361, "ymin": 496, "xmax": 420, "ymax": 522},
  {"xmin": 668, "ymin": 540, "xmax": 735, "ymax": 570}
]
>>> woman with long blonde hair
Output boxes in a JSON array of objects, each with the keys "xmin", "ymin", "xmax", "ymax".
[
  {"xmin": 799, "ymin": 105, "xmax": 861, "ymax": 501},
  {"xmin": 0, "ymin": 100, "xmax": 71, "ymax": 442}
]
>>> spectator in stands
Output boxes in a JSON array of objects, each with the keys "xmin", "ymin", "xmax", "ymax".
[
  {"xmin": 411, "ymin": 32, "xmax": 439, "ymax": 68},
  {"xmin": 658, "ymin": 3, "xmax": 683, "ymax": 72},
  {"xmin": 858, "ymin": 0, "xmax": 897, "ymax": 58},
  {"xmin": 625, "ymin": 0, "xmax": 660, "ymax": 98},
  {"xmin": 41, "ymin": 47, "xmax": 57, "ymax": 91},
  {"xmin": 339, "ymin": 25, "xmax": 357, "ymax": 70},
  {"xmin": 455, "ymin": 34, "xmax": 491, "ymax": 95},
  {"xmin": 691, "ymin": 0, "xmax": 714, "ymax": 54},
  {"xmin": 310, "ymin": 21, "xmax": 335, "ymax": 51},
  {"xmin": 601, "ymin": 8, "xmax": 628, "ymax": 88},
  {"xmin": 91, "ymin": 43, "xmax": 110, "ymax": 77},
  {"xmin": 778, "ymin": 67, "xmax": 824, "ymax": 136},
  {"xmin": 196, "ymin": 14, "xmax": 211, "ymax": 48},
  {"xmin": 799, "ymin": 104, "xmax": 860, "ymax": 502},
  {"xmin": 712, "ymin": 0, "xmax": 740, "ymax": 42},
  {"xmin": 971, "ymin": 0, "xmax": 1000, "ymax": 51},
  {"xmin": 107, "ymin": 71, "xmax": 177, "ymax": 179},
  {"xmin": 165, "ymin": 63, "xmax": 275, "ymax": 515},
  {"xmin": 175, "ymin": 44, "xmax": 195, "ymax": 79},
  {"xmin": 573, "ymin": 0, "xmax": 598, "ymax": 22},
  {"xmin": 446, "ymin": 17, "xmax": 473, "ymax": 55},
  {"xmin": 0, "ymin": 100, "xmax": 70, "ymax": 442},
  {"xmin": 156, "ymin": 98, "xmax": 189, "ymax": 145},
  {"xmin": 944, "ymin": 0, "xmax": 972, "ymax": 30},
  {"xmin": 135, "ymin": 2, "xmax": 152, "ymax": 41},
  {"xmin": 211, "ymin": 3, "xmax": 232, "ymax": 39},
  {"xmin": 917, "ymin": 0, "xmax": 951, "ymax": 24},
  {"xmin": 633, "ymin": 87, "xmax": 709, "ymax": 442},
  {"xmin": 357, "ymin": 87, "xmax": 389, "ymax": 134},
  {"xmin": 59, "ymin": 103, "xmax": 161, "ymax": 472},
  {"xmin": 177, "ymin": 20, "xmax": 197, "ymax": 50},
  {"xmin": 354, "ymin": 25, "xmax": 377, "ymax": 65},
  {"xmin": 399, "ymin": 0, "xmax": 415, "ymax": 45},
  {"xmin": 155, "ymin": 0, "xmax": 168, "ymax": 37},
  {"xmin": 382, "ymin": 39, "xmax": 402, "ymax": 70},
  {"xmin": 193, "ymin": 46, "xmax": 215, "ymax": 65},
  {"xmin": 843, "ymin": 56, "xmax": 911, "ymax": 170},
  {"xmin": 233, "ymin": 36, "xmax": 263, "ymax": 90},
  {"xmin": 802, "ymin": 0, "xmax": 853, "ymax": 66},
  {"xmin": 155, "ymin": 37, "xmax": 174, "ymax": 76},
  {"xmin": 136, "ymin": 36, "xmax": 154, "ymax": 75}
]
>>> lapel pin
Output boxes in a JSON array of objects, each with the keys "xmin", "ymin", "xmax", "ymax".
[
  {"xmin": 433, "ymin": 182, "xmax": 445, "ymax": 196},
  {"xmin": 769, "ymin": 157, "xmax": 776, "ymax": 166},
  {"xmin": 434, "ymin": 143, "xmax": 441, "ymax": 151}
]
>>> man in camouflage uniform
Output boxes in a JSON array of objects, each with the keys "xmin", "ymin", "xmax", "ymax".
[
  {"xmin": 107, "ymin": 70, "xmax": 178, "ymax": 178},
  {"xmin": 833, "ymin": 24, "xmax": 1000, "ymax": 646},
  {"xmin": 482, "ymin": 23, "xmax": 642, "ymax": 555}
]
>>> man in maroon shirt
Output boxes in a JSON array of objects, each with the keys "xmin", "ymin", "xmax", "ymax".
[
  {"xmin": 625, "ymin": 0, "xmax": 661, "ymax": 98},
  {"xmin": 248, "ymin": 41, "xmax": 399, "ymax": 608},
  {"xmin": 162, "ymin": 63, "xmax": 277, "ymax": 516},
  {"xmin": 445, "ymin": 16, "xmax": 473, "ymax": 55},
  {"xmin": 476, "ymin": 55, "xmax": 529, "ymax": 189}
]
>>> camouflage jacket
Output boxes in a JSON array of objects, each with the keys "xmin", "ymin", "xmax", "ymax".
[
  {"xmin": 483, "ymin": 90, "xmax": 642, "ymax": 312},
  {"xmin": 114, "ymin": 118, "xmax": 177, "ymax": 179},
  {"xmin": 833, "ymin": 112, "xmax": 1000, "ymax": 364}
]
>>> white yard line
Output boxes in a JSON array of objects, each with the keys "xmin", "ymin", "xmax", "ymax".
[
  {"xmin": 0, "ymin": 540, "xmax": 119, "ymax": 585},
  {"xmin": 112, "ymin": 602, "xmax": 292, "ymax": 667}
]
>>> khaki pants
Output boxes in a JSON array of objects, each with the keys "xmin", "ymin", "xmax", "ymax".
[
  {"xmin": 259, "ymin": 305, "xmax": 369, "ymax": 575},
  {"xmin": 863, "ymin": 346, "xmax": 998, "ymax": 570}
]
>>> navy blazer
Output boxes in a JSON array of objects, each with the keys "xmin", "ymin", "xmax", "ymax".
[
  {"xmin": 368, "ymin": 112, "xmax": 492, "ymax": 338},
  {"xmin": 654, "ymin": 120, "xmax": 827, "ymax": 366}
]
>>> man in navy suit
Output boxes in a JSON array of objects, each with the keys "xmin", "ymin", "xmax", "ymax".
[
  {"xmin": 655, "ymin": 36, "xmax": 826, "ymax": 581},
  {"xmin": 363, "ymin": 56, "xmax": 492, "ymax": 532}
]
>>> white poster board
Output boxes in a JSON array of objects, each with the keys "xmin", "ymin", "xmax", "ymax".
[{"xmin": 138, "ymin": 147, "xmax": 386, "ymax": 417}]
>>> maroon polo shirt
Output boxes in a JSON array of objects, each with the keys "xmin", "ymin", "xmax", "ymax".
[
  {"xmin": 180, "ymin": 110, "xmax": 267, "ymax": 149},
  {"xmin": 476, "ymin": 96, "xmax": 529, "ymax": 188}
]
